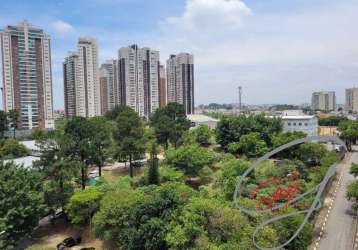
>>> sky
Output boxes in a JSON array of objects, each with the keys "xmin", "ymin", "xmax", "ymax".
[{"xmin": 0, "ymin": 0, "xmax": 358, "ymax": 109}]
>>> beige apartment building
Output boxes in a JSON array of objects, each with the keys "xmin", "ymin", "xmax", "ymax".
[
  {"xmin": 1, "ymin": 21, "xmax": 54, "ymax": 129},
  {"xmin": 346, "ymin": 88, "xmax": 358, "ymax": 113}
]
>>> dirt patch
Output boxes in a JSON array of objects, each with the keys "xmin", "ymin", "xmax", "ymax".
[{"xmin": 27, "ymin": 220, "xmax": 106, "ymax": 250}]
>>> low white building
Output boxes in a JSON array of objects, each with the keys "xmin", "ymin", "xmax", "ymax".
[
  {"xmin": 187, "ymin": 114, "xmax": 219, "ymax": 129},
  {"xmin": 4, "ymin": 156, "xmax": 40, "ymax": 168},
  {"xmin": 281, "ymin": 115, "xmax": 318, "ymax": 136}
]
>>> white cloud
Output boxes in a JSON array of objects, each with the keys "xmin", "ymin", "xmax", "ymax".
[
  {"xmin": 163, "ymin": 0, "xmax": 251, "ymax": 33},
  {"xmin": 51, "ymin": 20, "xmax": 74, "ymax": 34}
]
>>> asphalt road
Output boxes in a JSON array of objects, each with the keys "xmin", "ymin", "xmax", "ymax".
[{"xmin": 318, "ymin": 150, "xmax": 357, "ymax": 250}]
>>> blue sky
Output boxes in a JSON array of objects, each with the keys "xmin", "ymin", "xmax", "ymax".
[{"xmin": 1, "ymin": 0, "xmax": 358, "ymax": 109}]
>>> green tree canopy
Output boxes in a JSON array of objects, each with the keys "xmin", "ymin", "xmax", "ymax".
[
  {"xmin": 165, "ymin": 144, "xmax": 216, "ymax": 176},
  {"xmin": 0, "ymin": 138, "xmax": 29, "ymax": 159},
  {"xmin": 112, "ymin": 106, "xmax": 146, "ymax": 177},
  {"xmin": 94, "ymin": 183, "xmax": 195, "ymax": 249},
  {"xmin": 0, "ymin": 110, "xmax": 7, "ymax": 139},
  {"xmin": 150, "ymin": 102, "xmax": 191, "ymax": 148},
  {"xmin": 88, "ymin": 116, "xmax": 112, "ymax": 176},
  {"xmin": 66, "ymin": 187, "xmax": 104, "ymax": 227},
  {"xmin": 216, "ymin": 114, "xmax": 282, "ymax": 150},
  {"xmin": 0, "ymin": 162, "xmax": 46, "ymax": 248},
  {"xmin": 235, "ymin": 132, "xmax": 269, "ymax": 158}
]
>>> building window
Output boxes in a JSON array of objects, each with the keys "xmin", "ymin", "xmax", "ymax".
[
  {"xmin": 293, "ymin": 123, "xmax": 296, "ymax": 126},
  {"xmin": 305, "ymin": 123, "xmax": 308, "ymax": 126},
  {"xmin": 287, "ymin": 122, "xmax": 291, "ymax": 126},
  {"xmin": 299, "ymin": 123, "xmax": 302, "ymax": 126}
]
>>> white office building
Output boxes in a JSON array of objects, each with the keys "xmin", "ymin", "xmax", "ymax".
[{"xmin": 282, "ymin": 115, "xmax": 318, "ymax": 136}]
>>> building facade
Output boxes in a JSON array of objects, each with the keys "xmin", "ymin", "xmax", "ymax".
[
  {"xmin": 345, "ymin": 88, "xmax": 358, "ymax": 113},
  {"xmin": 311, "ymin": 91, "xmax": 336, "ymax": 112},
  {"xmin": 63, "ymin": 38, "xmax": 101, "ymax": 118},
  {"xmin": 100, "ymin": 60, "xmax": 119, "ymax": 113},
  {"xmin": 63, "ymin": 52, "xmax": 79, "ymax": 118},
  {"xmin": 282, "ymin": 115, "xmax": 318, "ymax": 136},
  {"xmin": 159, "ymin": 65, "xmax": 166, "ymax": 107},
  {"xmin": 77, "ymin": 37, "xmax": 101, "ymax": 117},
  {"xmin": 166, "ymin": 53, "xmax": 194, "ymax": 114},
  {"xmin": 1, "ymin": 21, "xmax": 54, "ymax": 129},
  {"xmin": 118, "ymin": 45, "xmax": 160, "ymax": 118}
]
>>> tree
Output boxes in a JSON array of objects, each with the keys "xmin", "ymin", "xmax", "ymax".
[
  {"xmin": 0, "ymin": 138, "xmax": 29, "ymax": 159},
  {"xmin": 66, "ymin": 187, "xmax": 103, "ymax": 228},
  {"xmin": 147, "ymin": 142, "xmax": 160, "ymax": 185},
  {"xmin": 0, "ymin": 162, "xmax": 46, "ymax": 248},
  {"xmin": 189, "ymin": 124, "xmax": 212, "ymax": 146},
  {"xmin": 217, "ymin": 157, "xmax": 250, "ymax": 199},
  {"xmin": 272, "ymin": 131, "xmax": 306, "ymax": 158},
  {"xmin": 338, "ymin": 120, "xmax": 358, "ymax": 151},
  {"xmin": 88, "ymin": 117, "xmax": 112, "ymax": 177},
  {"xmin": 42, "ymin": 159, "xmax": 80, "ymax": 211},
  {"xmin": 347, "ymin": 181, "xmax": 358, "ymax": 211},
  {"xmin": 64, "ymin": 117, "xmax": 94, "ymax": 189},
  {"xmin": 165, "ymin": 144, "xmax": 216, "ymax": 176},
  {"xmin": 237, "ymin": 132, "xmax": 268, "ymax": 157},
  {"xmin": 94, "ymin": 183, "xmax": 195, "ymax": 249},
  {"xmin": 7, "ymin": 109, "xmax": 20, "ymax": 139},
  {"xmin": 112, "ymin": 106, "xmax": 146, "ymax": 177},
  {"xmin": 216, "ymin": 114, "xmax": 282, "ymax": 150},
  {"xmin": 295, "ymin": 142, "xmax": 327, "ymax": 167},
  {"xmin": 350, "ymin": 163, "xmax": 358, "ymax": 177},
  {"xmin": 150, "ymin": 102, "xmax": 191, "ymax": 149},
  {"xmin": 0, "ymin": 111, "xmax": 7, "ymax": 139},
  {"xmin": 166, "ymin": 197, "xmax": 278, "ymax": 249},
  {"xmin": 34, "ymin": 124, "xmax": 81, "ymax": 210},
  {"xmin": 319, "ymin": 116, "xmax": 347, "ymax": 126}
]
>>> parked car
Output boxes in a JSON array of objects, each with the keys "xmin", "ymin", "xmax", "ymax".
[
  {"xmin": 56, "ymin": 236, "xmax": 82, "ymax": 250},
  {"xmin": 50, "ymin": 210, "xmax": 68, "ymax": 222}
]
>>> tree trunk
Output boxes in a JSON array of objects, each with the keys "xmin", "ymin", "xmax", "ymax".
[
  {"xmin": 129, "ymin": 155, "xmax": 133, "ymax": 178},
  {"xmin": 13, "ymin": 128, "xmax": 15, "ymax": 139},
  {"xmin": 98, "ymin": 163, "xmax": 102, "ymax": 177},
  {"xmin": 81, "ymin": 164, "xmax": 86, "ymax": 189}
]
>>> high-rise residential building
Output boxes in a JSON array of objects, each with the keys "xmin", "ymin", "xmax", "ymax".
[
  {"xmin": 77, "ymin": 37, "xmax": 101, "ymax": 117},
  {"xmin": 311, "ymin": 91, "xmax": 336, "ymax": 112},
  {"xmin": 100, "ymin": 60, "xmax": 119, "ymax": 113},
  {"xmin": 63, "ymin": 52, "xmax": 79, "ymax": 118},
  {"xmin": 63, "ymin": 38, "xmax": 101, "ymax": 118},
  {"xmin": 166, "ymin": 53, "xmax": 194, "ymax": 114},
  {"xmin": 99, "ymin": 66, "xmax": 109, "ymax": 114},
  {"xmin": 345, "ymin": 88, "xmax": 358, "ymax": 113},
  {"xmin": 159, "ymin": 65, "xmax": 166, "ymax": 107},
  {"xmin": 0, "ymin": 21, "xmax": 54, "ymax": 129},
  {"xmin": 118, "ymin": 44, "xmax": 160, "ymax": 118}
]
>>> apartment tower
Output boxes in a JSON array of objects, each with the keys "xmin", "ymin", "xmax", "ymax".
[
  {"xmin": 77, "ymin": 37, "xmax": 101, "ymax": 117},
  {"xmin": 1, "ymin": 21, "xmax": 54, "ymax": 129},
  {"xmin": 159, "ymin": 65, "xmax": 166, "ymax": 107},
  {"xmin": 346, "ymin": 88, "xmax": 358, "ymax": 113},
  {"xmin": 63, "ymin": 52, "xmax": 79, "ymax": 118},
  {"xmin": 311, "ymin": 91, "xmax": 336, "ymax": 112},
  {"xmin": 166, "ymin": 53, "xmax": 194, "ymax": 114},
  {"xmin": 63, "ymin": 38, "xmax": 101, "ymax": 117},
  {"xmin": 118, "ymin": 44, "xmax": 160, "ymax": 118},
  {"xmin": 99, "ymin": 60, "xmax": 119, "ymax": 114}
]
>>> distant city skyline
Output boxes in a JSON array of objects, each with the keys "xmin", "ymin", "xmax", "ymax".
[{"xmin": 1, "ymin": 0, "xmax": 358, "ymax": 109}]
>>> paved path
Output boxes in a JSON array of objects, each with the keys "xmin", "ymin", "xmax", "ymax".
[{"xmin": 317, "ymin": 151, "xmax": 357, "ymax": 250}]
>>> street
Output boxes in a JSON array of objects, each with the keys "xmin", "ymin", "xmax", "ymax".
[{"xmin": 317, "ymin": 150, "xmax": 357, "ymax": 250}]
